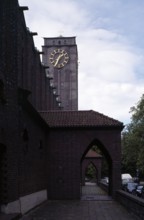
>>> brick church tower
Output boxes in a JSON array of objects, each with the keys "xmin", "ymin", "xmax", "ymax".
[{"xmin": 42, "ymin": 37, "xmax": 78, "ymax": 110}]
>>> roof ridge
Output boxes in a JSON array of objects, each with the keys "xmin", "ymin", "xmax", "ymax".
[
  {"xmin": 90, "ymin": 110, "xmax": 122, "ymax": 124},
  {"xmin": 40, "ymin": 110, "xmax": 124, "ymax": 128},
  {"xmin": 39, "ymin": 110, "xmax": 122, "ymax": 124}
]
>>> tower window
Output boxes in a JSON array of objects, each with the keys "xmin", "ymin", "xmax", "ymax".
[
  {"xmin": 0, "ymin": 80, "xmax": 6, "ymax": 104},
  {"xmin": 58, "ymin": 40, "xmax": 61, "ymax": 45},
  {"xmin": 22, "ymin": 128, "xmax": 29, "ymax": 154},
  {"xmin": 39, "ymin": 140, "xmax": 43, "ymax": 150},
  {"xmin": 22, "ymin": 128, "xmax": 29, "ymax": 142}
]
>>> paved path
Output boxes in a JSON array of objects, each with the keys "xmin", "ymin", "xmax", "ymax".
[
  {"xmin": 82, "ymin": 182, "xmax": 106, "ymax": 195},
  {"xmin": 81, "ymin": 182, "xmax": 111, "ymax": 201},
  {"xmin": 20, "ymin": 200, "xmax": 139, "ymax": 220},
  {"xmin": 20, "ymin": 184, "xmax": 140, "ymax": 220}
]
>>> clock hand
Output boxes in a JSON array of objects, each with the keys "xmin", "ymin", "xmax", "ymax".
[{"xmin": 54, "ymin": 53, "xmax": 64, "ymax": 67}]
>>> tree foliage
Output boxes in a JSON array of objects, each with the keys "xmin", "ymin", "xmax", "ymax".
[
  {"xmin": 122, "ymin": 94, "xmax": 144, "ymax": 177},
  {"xmin": 85, "ymin": 163, "xmax": 96, "ymax": 180}
]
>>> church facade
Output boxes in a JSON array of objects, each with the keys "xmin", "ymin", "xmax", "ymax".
[{"xmin": 0, "ymin": 0, "xmax": 123, "ymax": 216}]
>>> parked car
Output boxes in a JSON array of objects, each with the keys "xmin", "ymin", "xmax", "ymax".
[
  {"xmin": 141, "ymin": 186, "xmax": 144, "ymax": 198},
  {"xmin": 122, "ymin": 173, "xmax": 133, "ymax": 185},
  {"xmin": 121, "ymin": 174, "xmax": 133, "ymax": 191},
  {"xmin": 123, "ymin": 182, "xmax": 138, "ymax": 194},
  {"xmin": 101, "ymin": 177, "xmax": 109, "ymax": 185},
  {"xmin": 135, "ymin": 185, "xmax": 144, "ymax": 197}
]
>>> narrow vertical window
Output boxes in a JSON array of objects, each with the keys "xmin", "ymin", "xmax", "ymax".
[{"xmin": 0, "ymin": 80, "xmax": 6, "ymax": 104}]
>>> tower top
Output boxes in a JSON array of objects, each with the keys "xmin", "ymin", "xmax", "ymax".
[{"xmin": 43, "ymin": 36, "xmax": 76, "ymax": 47}]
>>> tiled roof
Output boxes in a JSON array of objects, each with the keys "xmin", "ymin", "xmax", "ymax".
[
  {"xmin": 85, "ymin": 149, "xmax": 103, "ymax": 158},
  {"xmin": 40, "ymin": 110, "xmax": 123, "ymax": 128}
]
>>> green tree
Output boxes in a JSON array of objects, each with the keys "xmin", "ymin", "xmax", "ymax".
[
  {"xmin": 85, "ymin": 163, "xmax": 96, "ymax": 180},
  {"xmin": 122, "ymin": 94, "xmax": 144, "ymax": 177}
]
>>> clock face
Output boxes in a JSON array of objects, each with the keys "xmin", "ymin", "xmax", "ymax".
[{"xmin": 49, "ymin": 49, "xmax": 69, "ymax": 68}]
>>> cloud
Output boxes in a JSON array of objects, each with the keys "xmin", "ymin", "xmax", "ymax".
[
  {"xmin": 77, "ymin": 27, "xmax": 144, "ymax": 123},
  {"xmin": 19, "ymin": 0, "xmax": 144, "ymax": 124},
  {"xmin": 78, "ymin": 27, "xmax": 143, "ymax": 83}
]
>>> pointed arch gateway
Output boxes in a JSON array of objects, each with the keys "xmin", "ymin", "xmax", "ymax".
[
  {"xmin": 81, "ymin": 145, "xmax": 103, "ymax": 186},
  {"xmin": 81, "ymin": 139, "xmax": 112, "ymax": 197},
  {"xmin": 40, "ymin": 110, "xmax": 124, "ymax": 199}
]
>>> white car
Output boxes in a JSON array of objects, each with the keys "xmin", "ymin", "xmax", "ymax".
[{"xmin": 122, "ymin": 173, "xmax": 133, "ymax": 185}]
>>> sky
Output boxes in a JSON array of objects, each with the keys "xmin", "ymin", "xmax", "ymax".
[{"xmin": 19, "ymin": 0, "xmax": 144, "ymax": 125}]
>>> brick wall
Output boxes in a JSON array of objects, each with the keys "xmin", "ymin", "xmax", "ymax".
[
  {"xmin": 0, "ymin": 0, "xmax": 59, "ymax": 206},
  {"xmin": 0, "ymin": 0, "xmax": 21, "ymax": 204},
  {"xmin": 116, "ymin": 190, "xmax": 144, "ymax": 220},
  {"xmin": 18, "ymin": 105, "xmax": 48, "ymax": 197},
  {"xmin": 16, "ymin": 6, "xmax": 60, "ymax": 111},
  {"xmin": 47, "ymin": 128, "xmax": 122, "ymax": 199}
]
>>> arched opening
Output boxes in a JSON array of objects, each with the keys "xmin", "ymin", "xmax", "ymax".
[{"xmin": 81, "ymin": 139, "xmax": 112, "ymax": 200}]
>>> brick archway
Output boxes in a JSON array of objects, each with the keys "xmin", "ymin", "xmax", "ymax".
[
  {"xmin": 41, "ymin": 110, "xmax": 124, "ymax": 199},
  {"xmin": 81, "ymin": 139, "xmax": 112, "ymax": 195},
  {"xmin": 81, "ymin": 149, "xmax": 103, "ymax": 185}
]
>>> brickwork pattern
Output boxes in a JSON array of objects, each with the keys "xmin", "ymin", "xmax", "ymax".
[
  {"xmin": 0, "ymin": 0, "xmax": 59, "ymax": 206},
  {"xmin": 47, "ymin": 128, "xmax": 122, "ymax": 199}
]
